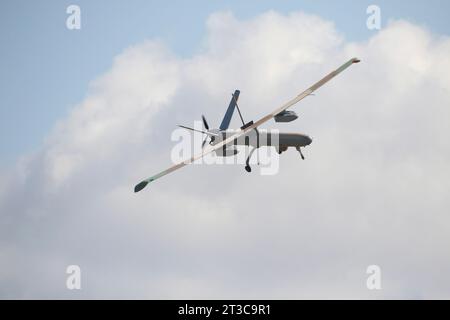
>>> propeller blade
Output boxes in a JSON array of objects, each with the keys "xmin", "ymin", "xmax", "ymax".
[
  {"xmin": 201, "ymin": 136, "xmax": 208, "ymax": 148},
  {"xmin": 178, "ymin": 125, "xmax": 217, "ymax": 136},
  {"xmin": 202, "ymin": 115, "xmax": 209, "ymax": 130}
]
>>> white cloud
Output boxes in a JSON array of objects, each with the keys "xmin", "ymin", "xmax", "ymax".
[{"xmin": 1, "ymin": 11, "xmax": 450, "ymax": 299}]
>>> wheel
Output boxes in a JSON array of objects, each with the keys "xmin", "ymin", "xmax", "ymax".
[{"xmin": 245, "ymin": 165, "xmax": 252, "ymax": 173}]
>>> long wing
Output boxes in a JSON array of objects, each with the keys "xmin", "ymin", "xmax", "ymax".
[{"xmin": 134, "ymin": 57, "xmax": 360, "ymax": 192}]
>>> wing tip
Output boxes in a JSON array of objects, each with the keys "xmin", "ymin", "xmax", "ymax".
[
  {"xmin": 352, "ymin": 57, "xmax": 361, "ymax": 64},
  {"xmin": 134, "ymin": 180, "xmax": 149, "ymax": 193}
]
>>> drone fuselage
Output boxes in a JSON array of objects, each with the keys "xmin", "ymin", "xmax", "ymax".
[{"xmin": 211, "ymin": 128, "xmax": 312, "ymax": 155}]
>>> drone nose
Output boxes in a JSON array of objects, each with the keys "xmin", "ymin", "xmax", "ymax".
[{"xmin": 306, "ymin": 136, "xmax": 313, "ymax": 145}]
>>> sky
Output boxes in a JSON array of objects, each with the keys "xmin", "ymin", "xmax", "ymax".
[
  {"xmin": 1, "ymin": 1, "xmax": 450, "ymax": 299},
  {"xmin": 1, "ymin": 0, "xmax": 450, "ymax": 164}
]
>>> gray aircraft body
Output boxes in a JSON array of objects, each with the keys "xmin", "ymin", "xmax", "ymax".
[{"xmin": 135, "ymin": 58, "xmax": 360, "ymax": 192}]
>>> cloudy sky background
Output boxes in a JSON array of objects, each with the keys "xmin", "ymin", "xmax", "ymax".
[{"xmin": 1, "ymin": 1, "xmax": 450, "ymax": 298}]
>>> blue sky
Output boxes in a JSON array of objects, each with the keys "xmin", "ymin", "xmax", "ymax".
[{"xmin": 1, "ymin": 0, "xmax": 449, "ymax": 165}]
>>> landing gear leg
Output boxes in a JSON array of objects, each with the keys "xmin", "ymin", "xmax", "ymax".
[
  {"xmin": 245, "ymin": 147, "xmax": 258, "ymax": 173},
  {"xmin": 296, "ymin": 146, "xmax": 305, "ymax": 160}
]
